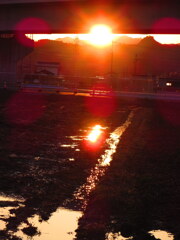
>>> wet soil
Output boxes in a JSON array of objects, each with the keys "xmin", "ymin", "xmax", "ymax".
[
  {"xmin": 0, "ymin": 90, "xmax": 180, "ymax": 240},
  {"xmin": 76, "ymin": 104, "xmax": 180, "ymax": 240},
  {"xmin": 0, "ymin": 90, "xmax": 130, "ymax": 239}
]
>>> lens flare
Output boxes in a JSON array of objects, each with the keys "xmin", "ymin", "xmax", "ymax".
[
  {"xmin": 153, "ymin": 17, "xmax": 180, "ymax": 34},
  {"xmin": 86, "ymin": 93, "xmax": 116, "ymax": 117},
  {"xmin": 87, "ymin": 125, "xmax": 102, "ymax": 143},
  {"xmin": 5, "ymin": 92, "xmax": 46, "ymax": 125},
  {"xmin": 15, "ymin": 17, "xmax": 50, "ymax": 47}
]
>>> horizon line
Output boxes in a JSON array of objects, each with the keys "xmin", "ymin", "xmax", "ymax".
[{"xmin": 27, "ymin": 34, "xmax": 180, "ymax": 45}]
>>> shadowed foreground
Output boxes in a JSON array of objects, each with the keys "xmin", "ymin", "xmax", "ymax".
[
  {"xmin": 76, "ymin": 105, "xmax": 180, "ymax": 240},
  {"xmin": 0, "ymin": 90, "xmax": 179, "ymax": 240}
]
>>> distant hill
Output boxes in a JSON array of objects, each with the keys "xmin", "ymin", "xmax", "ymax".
[
  {"xmin": 56, "ymin": 37, "xmax": 75, "ymax": 44},
  {"xmin": 115, "ymin": 35, "xmax": 142, "ymax": 45},
  {"xmin": 138, "ymin": 36, "xmax": 161, "ymax": 47},
  {"xmin": 56, "ymin": 35, "xmax": 142, "ymax": 45}
]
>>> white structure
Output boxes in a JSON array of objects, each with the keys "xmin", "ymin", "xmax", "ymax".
[{"xmin": 36, "ymin": 61, "xmax": 60, "ymax": 76}]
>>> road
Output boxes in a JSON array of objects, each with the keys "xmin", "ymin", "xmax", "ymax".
[{"xmin": 21, "ymin": 86, "xmax": 180, "ymax": 102}]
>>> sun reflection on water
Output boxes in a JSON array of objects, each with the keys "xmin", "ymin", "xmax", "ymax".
[
  {"xmin": 74, "ymin": 112, "xmax": 134, "ymax": 208},
  {"xmin": 87, "ymin": 125, "xmax": 102, "ymax": 143}
]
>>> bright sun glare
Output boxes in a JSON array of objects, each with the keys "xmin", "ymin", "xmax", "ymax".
[
  {"xmin": 88, "ymin": 24, "xmax": 113, "ymax": 47},
  {"xmin": 87, "ymin": 125, "xmax": 102, "ymax": 143}
]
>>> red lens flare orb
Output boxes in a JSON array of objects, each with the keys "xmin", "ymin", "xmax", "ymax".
[
  {"xmin": 156, "ymin": 100, "xmax": 180, "ymax": 127},
  {"xmin": 86, "ymin": 83, "xmax": 116, "ymax": 117},
  {"xmin": 5, "ymin": 92, "xmax": 46, "ymax": 126},
  {"xmin": 15, "ymin": 17, "xmax": 50, "ymax": 47},
  {"xmin": 153, "ymin": 17, "xmax": 180, "ymax": 33}
]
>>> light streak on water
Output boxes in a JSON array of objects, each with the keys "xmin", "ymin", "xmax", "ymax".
[
  {"xmin": 74, "ymin": 111, "xmax": 134, "ymax": 209},
  {"xmin": 60, "ymin": 143, "xmax": 78, "ymax": 148},
  {"xmin": 68, "ymin": 136, "xmax": 84, "ymax": 141}
]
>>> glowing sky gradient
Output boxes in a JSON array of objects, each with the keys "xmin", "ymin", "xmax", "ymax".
[{"xmin": 29, "ymin": 34, "xmax": 180, "ymax": 45}]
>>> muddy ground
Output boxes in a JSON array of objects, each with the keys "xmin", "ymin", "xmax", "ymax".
[{"xmin": 0, "ymin": 90, "xmax": 180, "ymax": 240}]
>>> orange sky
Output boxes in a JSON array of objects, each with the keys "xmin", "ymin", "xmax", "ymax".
[{"xmin": 29, "ymin": 34, "xmax": 180, "ymax": 45}]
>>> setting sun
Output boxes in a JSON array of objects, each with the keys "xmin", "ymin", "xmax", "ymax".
[{"xmin": 88, "ymin": 24, "xmax": 113, "ymax": 47}]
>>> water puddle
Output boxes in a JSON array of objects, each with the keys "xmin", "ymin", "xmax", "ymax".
[
  {"xmin": 0, "ymin": 195, "xmax": 24, "ymax": 202},
  {"xmin": 150, "ymin": 230, "xmax": 174, "ymax": 240},
  {"xmin": 0, "ymin": 220, "xmax": 6, "ymax": 230},
  {"xmin": 74, "ymin": 111, "xmax": 134, "ymax": 209},
  {"xmin": 0, "ymin": 194, "xmax": 25, "ymax": 231},
  {"xmin": 14, "ymin": 208, "xmax": 82, "ymax": 240},
  {"xmin": 106, "ymin": 232, "xmax": 132, "ymax": 240},
  {"xmin": 106, "ymin": 230, "xmax": 174, "ymax": 240}
]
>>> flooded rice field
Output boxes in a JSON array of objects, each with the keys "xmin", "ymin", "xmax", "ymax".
[{"xmin": 0, "ymin": 90, "xmax": 180, "ymax": 240}]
